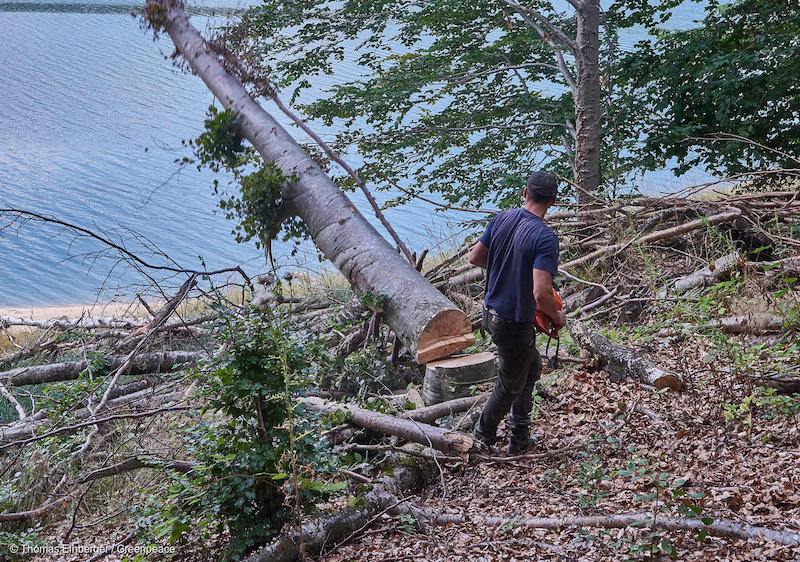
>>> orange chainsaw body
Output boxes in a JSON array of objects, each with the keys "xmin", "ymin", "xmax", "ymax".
[{"xmin": 534, "ymin": 288, "xmax": 562, "ymax": 339}]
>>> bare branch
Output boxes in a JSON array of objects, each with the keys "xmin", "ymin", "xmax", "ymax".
[{"xmin": 501, "ymin": 0, "xmax": 578, "ymax": 52}]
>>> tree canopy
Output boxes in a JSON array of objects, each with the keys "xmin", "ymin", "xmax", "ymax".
[
  {"xmin": 217, "ymin": 0, "xmax": 680, "ymax": 208},
  {"xmin": 621, "ymin": 0, "xmax": 800, "ymax": 178}
]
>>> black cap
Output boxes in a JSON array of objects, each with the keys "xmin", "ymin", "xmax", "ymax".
[{"xmin": 526, "ymin": 171, "xmax": 558, "ymax": 199}]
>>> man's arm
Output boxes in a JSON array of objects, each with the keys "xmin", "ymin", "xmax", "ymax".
[
  {"xmin": 533, "ymin": 268, "xmax": 566, "ymax": 330},
  {"xmin": 469, "ymin": 241, "xmax": 489, "ymax": 269}
]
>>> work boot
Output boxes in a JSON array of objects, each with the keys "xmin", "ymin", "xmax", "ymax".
[
  {"xmin": 473, "ymin": 428, "xmax": 498, "ymax": 451},
  {"xmin": 508, "ymin": 433, "xmax": 538, "ymax": 456}
]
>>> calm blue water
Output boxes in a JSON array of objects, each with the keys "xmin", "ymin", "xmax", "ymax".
[{"xmin": 0, "ymin": 0, "xmax": 711, "ymax": 306}]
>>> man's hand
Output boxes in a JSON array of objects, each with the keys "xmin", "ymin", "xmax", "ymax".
[
  {"xmin": 551, "ymin": 309, "xmax": 567, "ymax": 331},
  {"xmin": 469, "ymin": 241, "xmax": 489, "ymax": 269}
]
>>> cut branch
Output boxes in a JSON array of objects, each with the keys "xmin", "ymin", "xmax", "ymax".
[
  {"xmin": 299, "ymin": 396, "xmax": 478, "ymax": 455},
  {"xmin": 394, "ymin": 508, "xmax": 800, "ymax": 547},
  {"xmin": 1, "ymin": 350, "xmax": 202, "ymax": 387},
  {"xmin": 568, "ymin": 319, "xmax": 683, "ymax": 390}
]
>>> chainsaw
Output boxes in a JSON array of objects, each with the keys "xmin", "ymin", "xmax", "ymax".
[{"xmin": 534, "ymin": 287, "xmax": 562, "ymax": 368}]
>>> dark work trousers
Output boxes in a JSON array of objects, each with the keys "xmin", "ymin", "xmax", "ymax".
[{"xmin": 475, "ymin": 306, "xmax": 542, "ymax": 443}]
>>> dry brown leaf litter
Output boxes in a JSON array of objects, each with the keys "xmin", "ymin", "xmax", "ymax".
[{"xmin": 324, "ymin": 335, "xmax": 800, "ymax": 561}]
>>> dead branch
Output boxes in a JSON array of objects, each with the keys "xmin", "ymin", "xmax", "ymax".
[
  {"xmin": 568, "ymin": 319, "xmax": 684, "ymax": 390},
  {"xmin": 402, "ymin": 393, "xmax": 490, "ymax": 424},
  {"xmin": 1, "ymin": 350, "xmax": 203, "ymax": 387},
  {"xmin": 78, "ymin": 456, "xmax": 197, "ymax": 483},
  {"xmin": 561, "ymin": 208, "xmax": 743, "ymax": 269},
  {"xmin": 394, "ymin": 508, "xmax": 800, "ymax": 547},
  {"xmin": 299, "ymin": 396, "xmax": 478, "ymax": 455},
  {"xmin": 0, "ymin": 404, "xmax": 192, "ymax": 451}
]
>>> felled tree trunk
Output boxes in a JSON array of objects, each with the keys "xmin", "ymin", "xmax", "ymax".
[
  {"xmin": 710, "ymin": 312, "xmax": 784, "ymax": 334},
  {"xmin": 0, "ymin": 350, "xmax": 202, "ymax": 387},
  {"xmin": 660, "ymin": 252, "xmax": 741, "ymax": 296},
  {"xmin": 422, "ymin": 352, "xmax": 497, "ymax": 405},
  {"xmin": 242, "ymin": 463, "xmax": 429, "ymax": 562},
  {"xmin": 568, "ymin": 320, "xmax": 683, "ymax": 391},
  {"xmin": 146, "ymin": 1, "xmax": 473, "ymax": 364},
  {"xmin": 299, "ymin": 396, "xmax": 477, "ymax": 455}
]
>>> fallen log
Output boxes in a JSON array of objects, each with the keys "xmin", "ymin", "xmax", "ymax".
[
  {"xmin": 661, "ymin": 251, "xmax": 741, "ymax": 296},
  {"xmin": 709, "ymin": 312, "xmax": 785, "ymax": 334},
  {"xmin": 0, "ymin": 315, "xmax": 143, "ymax": 330},
  {"xmin": 1, "ymin": 350, "xmax": 202, "ymax": 387},
  {"xmin": 758, "ymin": 372, "xmax": 800, "ymax": 394},
  {"xmin": 299, "ymin": 396, "xmax": 478, "ymax": 455},
  {"xmin": 242, "ymin": 462, "xmax": 430, "ymax": 562},
  {"xmin": 422, "ymin": 352, "xmax": 497, "ymax": 405},
  {"xmin": 391, "ymin": 508, "xmax": 800, "ymax": 547},
  {"xmin": 146, "ymin": 0, "xmax": 474, "ymax": 364},
  {"xmin": 436, "ymin": 268, "xmax": 484, "ymax": 290},
  {"xmin": 568, "ymin": 320, "xmax": 683, "ymax": 391},
  {"xmin": 402, "ymin": 392, "xmax": 490, "ymax": 424}
]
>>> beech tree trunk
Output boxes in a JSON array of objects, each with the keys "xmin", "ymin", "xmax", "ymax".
[
  {"xmin": 0, "ymin": 350, "xmax": 202, "ymax": 387},
  {"xmin": 568, "ymin": 319, "xmax": 684, "ymax": 391},
  {"xmin": 574, "ymin": 0, "xmax": 602, "ymax": 202},
  {"xmin": 146, "ymin": 1, "xmax": 473, "ymax": 364}
]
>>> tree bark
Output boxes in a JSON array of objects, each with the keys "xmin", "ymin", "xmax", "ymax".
[
  {"xmin": 422, "ymin": 352, "xmax": 497, "ymax": 405},
  {"xmin": 393, "ymin": 508, "xmax": 800, "ymax": 547},
  {"xmin": 568, "ymin": 319, "xmax": 684, "ymax": 391},
  {"xmin": 573, "ymin": 0, "xmax": 602, "ymax": 202},
  {"xmin": 710, "ymin": 312, "xmax": 784, "ymax": 334},
  {"xmin": 1, "ymin": 350, "xmax": 202, "ymax": 387},
  {"xmin": 145, "ymin": 1, "xmax": 473, "ymax": 364},
  {"xmin": 242, "ymin": 463, "xmax": 429, "ymax": 562},
  {"xmin": 662, "ymin": 251, "xmax": 741, "ymax": 296},
  {"xmin": 299, "ymin": 396, "xmax": 477, "ymax": 455},
  {"xmin": 403, "ymin": 392, "xmax": 490, "ymax": 424}
]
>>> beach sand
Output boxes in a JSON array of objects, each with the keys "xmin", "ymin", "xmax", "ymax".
[{"xmin": 0, "ymin": 302, "xmax": 148, "ymax": 322}]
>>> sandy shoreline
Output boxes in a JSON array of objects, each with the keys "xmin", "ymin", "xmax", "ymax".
[{"xmin": 0, "ymin": 302, "xmax": 148, "ymax": 322}]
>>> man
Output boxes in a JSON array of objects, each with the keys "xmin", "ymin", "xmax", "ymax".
[{"xmin": 470, "ymin": 171, "xmax": 566, "ymax": 455}]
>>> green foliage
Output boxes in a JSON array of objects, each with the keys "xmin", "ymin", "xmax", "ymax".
[
  {"xmin": 316, "ymin": 344, "xmax": 400, "ymax": 399},
  {"xmin": 218, "ymin": 0, "xmax": 679, "ymax": 208},
  {"xmin": 149, "ymin": 307, "xmax": 337, "ymax": 558},
  {"xmin": 185, "ymin": 106, "xmax": 307, "ymax": 251},
  {"xmin": 621, "ymin": 0, "xmax": 800, "ymax": 177},
  {"xmin": 0, "ymin": 527, "xmax": 43, "ymax": 561},
  {"xmin": 395, "ymin": 513, "xmax": 418, "ymax": 534}
]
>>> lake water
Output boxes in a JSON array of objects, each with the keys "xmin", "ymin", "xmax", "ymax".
[{"xmin": 0, "ymin": 0, "xmax": 711, "ymax": 306}]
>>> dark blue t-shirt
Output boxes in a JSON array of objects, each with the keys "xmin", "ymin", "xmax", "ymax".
[{"xmin": 479, "ymin": 208, "xmax": 559, "ymax": 324}]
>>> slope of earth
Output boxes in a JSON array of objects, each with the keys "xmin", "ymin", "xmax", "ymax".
[{"xmin": 323, "ymin": 333, "xmax": 800, "ymax": 561}]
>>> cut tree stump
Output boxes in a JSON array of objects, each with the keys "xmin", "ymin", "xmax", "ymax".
[
  {"xmin": 568, "ymin": 320, "xmax": 684, "ymax": 391},
  {"xmin": 422, "ymin": 352, "xmax": 497, "ymax": 405}
]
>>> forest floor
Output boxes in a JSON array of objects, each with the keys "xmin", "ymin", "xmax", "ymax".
[
  {"xmin": 3, "ymin": 187, "xmax": 800, "ymax": 561},
  {"xmin": 323, "ymin": 329, "xmax": 800, "ymax": 561}
]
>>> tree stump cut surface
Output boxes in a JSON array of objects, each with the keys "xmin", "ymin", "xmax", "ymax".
[{"xmin": 422, "ymin": 352, "xmax": 497, "ymax": 405}]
